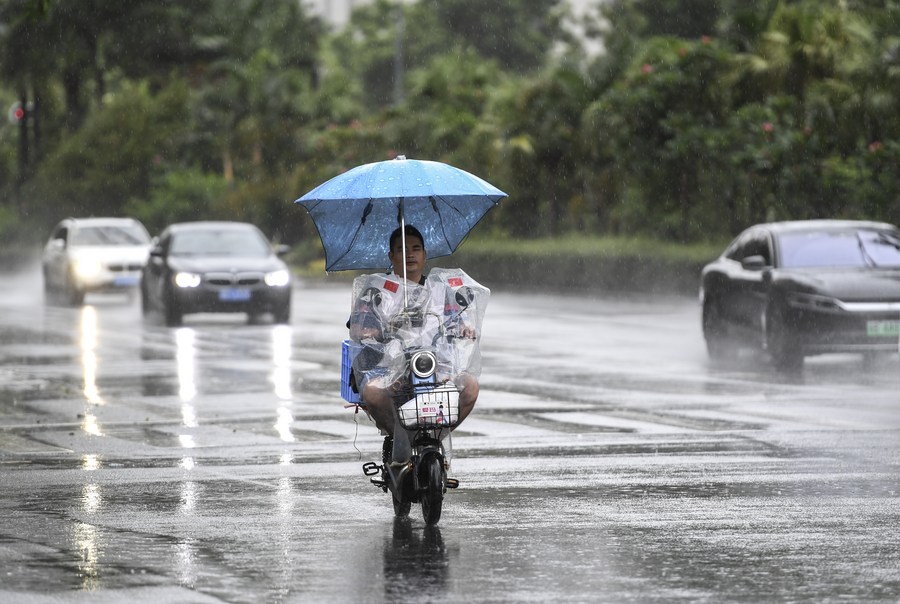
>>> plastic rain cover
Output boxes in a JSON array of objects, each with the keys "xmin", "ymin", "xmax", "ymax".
[{"xmin": 347, "ymin": 267, "xmax": 489, "ymax": 391}]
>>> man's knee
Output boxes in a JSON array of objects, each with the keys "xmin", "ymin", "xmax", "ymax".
[
  {"xmin": 452, "ymin": 376, "xmax": 478, "ymax": 426},
  {"xmin": 457, "ymin": 375, "xmax": 479, "ymax": 406},
  {"xmin": 362, "ymin": 384, "xmax": 389, "ymax": 408}
]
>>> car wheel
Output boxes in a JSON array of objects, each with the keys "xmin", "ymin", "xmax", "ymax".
[
  {"xmin": 273, "ymin": 303, "xmax": 291, "ymax": 325},
  {"xmin": 43, "ymin": 271, "xmax": 58, "ymax": 306},
  {"xmin": 163, "ymin": 288, "xmax": 182, "ymax": 327},
  {"xmin": 702, "ymin": 297, "xmax": 736, "ymax": 361},
  {"xmin": 766, "ymin": 302, "xmax": 803, "ymax": 372},
  {"xmin": 64, "ymin": 272, "xmax": 84, "ymax": 306},
  {"xmin": 140, "ymin": 283, "xmax": 152, "ymax": 317}
]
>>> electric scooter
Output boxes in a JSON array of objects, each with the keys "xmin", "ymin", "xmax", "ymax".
[
  {"xmin": 362, "ymin": 345, "xmax": 460, "ymax": 525},
  {"xmin": 342, "ymin": 268, "xmax": 488, "ymax": 525}
]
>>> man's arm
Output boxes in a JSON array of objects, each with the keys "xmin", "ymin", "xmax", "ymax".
[{"xmin": 348, "ymin": 285, "xmax": 386, "ymax": 341}]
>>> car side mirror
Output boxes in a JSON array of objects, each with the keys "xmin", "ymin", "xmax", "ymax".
[
  {"xmin": 741, "ymin": 255, "xmax": 767, "ymax": 271},
  {"xmin": 149, "ymin": 245, "xmax": 164, "ymax": 258},
  {"xmin": 48, "ymin": 238, "xmax": 66, "ymax": 251},
  {"xmin": 274, "ymin": 244, "xmax": 290, "ymax": 257}
]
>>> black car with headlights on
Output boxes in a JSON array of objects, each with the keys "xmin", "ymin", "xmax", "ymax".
[
  {"xmin": 141, "ymin": 221, "xmax": 292, "ymax": 326},
  {"xmin": 700, "ymin": 219, "xmax": 900, "ymax": 370}
]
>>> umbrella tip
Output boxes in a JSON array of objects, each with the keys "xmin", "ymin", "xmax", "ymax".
[{"xmin": 395, "ymin": 154, "xmax": 407, "ymax": 160}]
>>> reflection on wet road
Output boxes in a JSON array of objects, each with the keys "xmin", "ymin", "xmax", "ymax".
[{"xmin": 0, "ymin": 263, "xmax": 898, "ymax": 602}]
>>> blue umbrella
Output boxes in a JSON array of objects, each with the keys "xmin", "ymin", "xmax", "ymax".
[{"xmin": 295, "ymin": 156, "xmax": 507, "ymax": 273}]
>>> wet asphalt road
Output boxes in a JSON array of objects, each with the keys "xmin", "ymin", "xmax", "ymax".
[{"xmin": 1, "ymin": 263, "xmax": 899, "ymax": 603}]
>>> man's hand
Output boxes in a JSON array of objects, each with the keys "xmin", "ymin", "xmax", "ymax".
[{"xmin": 359, "ymin": 327, "xmax": 382, "ymax": 340}]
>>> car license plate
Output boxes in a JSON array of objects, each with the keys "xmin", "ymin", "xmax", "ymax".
[
  {"xmin": 866, "ymin": 320, "xmax": 900, "ymax": 337},
  {"xmin": 219, "ymin": 288, "xmax": 251, "ymax": 302},
  {"xmin": 113, "ymin": 275, "xmax": 139, "ymax": 286}
]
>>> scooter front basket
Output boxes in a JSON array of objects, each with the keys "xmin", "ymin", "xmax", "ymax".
[{"xmin": 397, "ymin": 385, "xmax": 460, "ymax": 429}]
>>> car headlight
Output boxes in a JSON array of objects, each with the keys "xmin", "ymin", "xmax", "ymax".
[
  {"xmin": 73, "ymin": 259, "xmax": 103, "ymax": 280},
  {"xmin": 264, "ymin": 269, "xmax": 290, "ymax": 287},
  {"xmin": 174, "ymin": 272, "xmax": 202, "ymax": 288},
  {"xmin": 786, "ymin": 292, "xmax": 843, "ymax": 312}
]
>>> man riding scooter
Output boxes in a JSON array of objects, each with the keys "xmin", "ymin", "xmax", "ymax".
[
  {"xmin": 348, "ymin": 225, "xmax": 481, "ymax": 438},
  {"xmin": 344, "ymin": 224, "xmax": 489, "ymax": 522}
]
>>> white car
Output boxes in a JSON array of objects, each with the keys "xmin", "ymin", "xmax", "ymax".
[{"xmin": 42, "ymin": 217, "xmax": 152, "ymax": 305}]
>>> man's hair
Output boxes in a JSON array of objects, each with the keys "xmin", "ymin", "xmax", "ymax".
[{"xmin": 389, "ymin": 225, "xmax": 424, "ymax": 252}]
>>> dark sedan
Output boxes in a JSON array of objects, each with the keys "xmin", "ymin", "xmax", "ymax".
[
  {"xmin": 700, "ymin": 219, "xmax": 900, "ymax": 370},
  {"xmin": 141, "ymin": 221, "xmax": 292, "ymax": 326}
]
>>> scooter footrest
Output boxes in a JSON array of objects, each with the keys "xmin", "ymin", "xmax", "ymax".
[
  {"xmin": 370, "ymin": 478, "xmax": 387, "ymax": 489},
  {"xmin": 446, "ymin": 478, "xmax": 460, "ymax": 489}
]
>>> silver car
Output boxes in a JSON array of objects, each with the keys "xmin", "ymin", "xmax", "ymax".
[{"xmin": 42, "ymin": 217, "xmax": 152, "ymax": 305}]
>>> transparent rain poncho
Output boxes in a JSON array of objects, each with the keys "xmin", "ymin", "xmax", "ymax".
[{"xmin": 347, "ymin": 267, "xmax": 489, "ymax": 392}]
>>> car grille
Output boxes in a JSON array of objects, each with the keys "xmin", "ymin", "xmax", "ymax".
[
  {"xmin": 108, "ymin": 263, "xmax": 144, "ymax": 272},
  {"xmin": 205, "ymin": 272, "xmax": 263, "ymax": 287}
]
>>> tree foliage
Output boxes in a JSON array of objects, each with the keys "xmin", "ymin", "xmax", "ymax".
[{"xmin": 1, "ymin": 0, "xmax": 898, "ymax": 247}]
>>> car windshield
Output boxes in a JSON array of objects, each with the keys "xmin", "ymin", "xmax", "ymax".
[
  {"xmin": 778, "ymin": 229, "xmax": 900, "ymax": 268},
  {"xmin": 169, "ymin": 229, "xmax": 271, "ymax": 257},
  {"xmin": 858, "ymin": 230, "xmax": 900, "ymax": 268},
  {"xmin": 71, "ymin": 224, "xmax": 150, "ymax": 246}
]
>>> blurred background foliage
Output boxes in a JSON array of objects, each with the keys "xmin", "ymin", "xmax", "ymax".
[{"xmin": 1, "ymin": 0, "xmax": 898, "ymax": 257}]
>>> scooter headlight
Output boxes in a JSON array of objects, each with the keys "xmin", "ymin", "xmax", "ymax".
[{"xmin": 411, "ymin": 351, "xmax": 437, "ymax": 379}]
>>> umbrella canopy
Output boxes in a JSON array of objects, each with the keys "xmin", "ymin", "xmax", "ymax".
[{"xmin": 296, "ymin": 156, "xmax": 507, "ymax": 272}]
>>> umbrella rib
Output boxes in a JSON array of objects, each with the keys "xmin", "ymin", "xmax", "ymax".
[
  {"xmin": 332, "ymin": 227, "xmax": 365, "ymax": 269},
  {"xmin": 431, "ymin": 195, "xmax": 471, "ymax": 253},
  {"xmin": 431, "ymin": 196, "xmax": 453, "ymax": 253},
  {"xmin": 330, "ymin": 201, "xmax": 374, "ymax": 269}
]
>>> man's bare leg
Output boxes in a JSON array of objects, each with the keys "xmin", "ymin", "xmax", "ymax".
[
  {"xmin": 361, "ymin": 383, "xmax": 395, "ymax": 435},
  {"xmin": 455, "ymin": 374, "xmax": 479, "ymax": 425}
]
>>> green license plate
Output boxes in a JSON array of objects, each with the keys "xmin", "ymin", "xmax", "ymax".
[{"xmin": 866, "ymin": 320, "xmax": 900, "ymax": 337}]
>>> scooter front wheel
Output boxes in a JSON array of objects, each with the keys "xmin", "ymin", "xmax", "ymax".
[{"xmin": 421, "ymin": 455, "xmax": 445, "ymax": 525}]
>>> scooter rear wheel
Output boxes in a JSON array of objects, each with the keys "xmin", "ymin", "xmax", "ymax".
[{"xmin": 421, "ymin": 455, "xmax": 445, "ymax": 525}]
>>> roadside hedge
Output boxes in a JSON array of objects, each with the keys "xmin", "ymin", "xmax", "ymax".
[{"xmin": 295, "ymin": 235, "xmax": 724, "ymax": 297}]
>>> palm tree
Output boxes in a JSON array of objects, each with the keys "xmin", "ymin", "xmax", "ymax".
[{"xmin": 733, "ymin": 1, "xmax": 873, "ymax": 104}]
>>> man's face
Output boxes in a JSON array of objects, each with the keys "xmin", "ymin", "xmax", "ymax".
[{"xmin": 389, "ymin": 235, "xmax": 425, "ymax": 279}]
